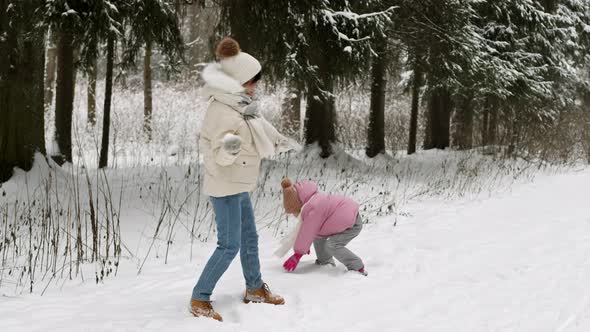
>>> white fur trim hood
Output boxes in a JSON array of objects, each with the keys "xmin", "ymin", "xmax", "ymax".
[{"xmin": 201, "ymin": 63, "xmax": 244, "ymax": 96}]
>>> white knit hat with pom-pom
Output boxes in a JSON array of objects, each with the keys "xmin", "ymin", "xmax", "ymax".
[{"xmin": 216, "ymin": 37, "xmax": 261, "ymax": 85}]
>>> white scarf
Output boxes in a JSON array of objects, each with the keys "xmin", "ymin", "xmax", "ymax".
[
  {"xmin": 274, "ymin": 215, "xmax": 303, "ymax": 258},
  {"xmin": 200, "ymin": 62, "xmax": 300, "ymax": 159},
  {"xmin": 205, "ymin": 90, "xmax": 300, "ymax": 159}
]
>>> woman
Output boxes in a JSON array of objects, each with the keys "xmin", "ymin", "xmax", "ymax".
[{"xmin": 190, "ymin": 37, "xmax": 296, "ymax": 322}]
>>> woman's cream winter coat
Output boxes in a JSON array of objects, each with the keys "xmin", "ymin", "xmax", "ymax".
[{"xmin": 199, "ymin": 63, "xmax": 298, "ymax": 197}]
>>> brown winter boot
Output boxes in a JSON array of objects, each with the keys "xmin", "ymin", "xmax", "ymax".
[
  {"xmin": 190, "ymin": 299, "xmax": 223, "ymax": 322},
  {"xmin": 243, "ymin": 282, "xmax": 285, "ymax": 305}
]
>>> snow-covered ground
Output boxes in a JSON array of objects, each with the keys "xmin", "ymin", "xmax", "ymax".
[
  {"xmin": 1, "ymin": 160, "xmax": 589, "ymax": 331},
  {"xmin": 1, "ymin": 80, "xmax": 588, "ymax": 331}
]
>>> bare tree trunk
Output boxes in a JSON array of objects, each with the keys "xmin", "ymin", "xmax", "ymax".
[
  {"xmin": 53, "ymin": 30, "xmax": 76, "ymax": 165},
  {"xmin": 304, "ymin": 48, "xmax": 336, "ymax": 158},
  {"xmin": 44, "ymin": 31, "xmax": 58, "ymax": 111},
  {"xmin": 407, "ymin": 62, "xmax": 422, "ymax": 155},
  {"xmin": 425, "ymin": 87, "xmax": 453, "ymax": 150},
  {"xmin": 488, "ymin": 98, "xmax": 498, "ymax": 146},
  {"xmin": 585, "ymin": 115, "xmax": 590, "ymax": 163},
  {"xmin": 584, "ymin": 91, "xmax": 590, "ymax": 163},
  {"xmin": 481, "ymin": 97, "xmax": 490, "ymax": 146},
  {"xmin": 144, "ymin": 41, "xmax": 153, "ymax": 141},
  {"xmin": 366, "ymin": 42, "xmax": 387, "ymax": 158},
  {"xmin": 187, "ymin": 2, "xmax": 220, "ymax": 71},
  {"xmin": 452, "ymin": 93, "xmax": 474, "ymax": 150},
  {"xmin": 0, "ymin": 0, "xmax": 46, "ymax": 182},
  {"xmin": 87, "ymin": 55, "xmax": 97, "ymax": 126},
  {"xmin": 281, "ymin": 80, "xmax": 302, "ymax": 137},
  {"xmin": 99, "ymin": 35, "xmax": 115, "ymax": 169},
  {"xmin": 187, "ymin": 3, "xmax": 200, "ymax": 70},
  {"xmin": 304, "ymin": 76, "xmax": 336, "ymax": 158},
  {"xmin": 506, "ymin": 107, "xmax": 518, "ymax": 158}
]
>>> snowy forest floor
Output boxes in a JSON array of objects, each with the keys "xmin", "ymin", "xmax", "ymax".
[{"xmin": 1, "ymin": 151, "xmax": 589, "ymax": 331}]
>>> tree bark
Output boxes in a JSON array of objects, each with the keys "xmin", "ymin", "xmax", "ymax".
[
  {"xmin": 44, "ymin": 31, "xmax": 58, "ymax": 111},
  {"xmin": 187, "ymin": 2, "xmax": 219, "ymax": 70},
  {"xmin": 407, "ymin": 62, "xmax": 422, "ymax": 155},
  {"xmin": 481, "ymin": 97, "xmax": 490, "ymax": 146},
  {"xmin": 452, "ymin": 93, "xmax": 474, "ymax": 150},
  {"xmin": 281, "ymin": 80, "xmax": 302, "ymax": 137},
  {"xmin": 99, "ymin": 35, "xmax": 115, "ymax": 169},
  {"xmin": 87, "ymin": 55, "xmax": 97, "ymax": 126},
  {"xmin": 506, "ymin": 107, "xmax": 518, "ymax": 158},
  {"xmin": 304, "ymin": 76, "xmax": 336, "ymax": 158},
  {"xmin": 488, "ymin": 97, "xmax": 498, "ymax": 146},
  {"xmin": 541, "ymin": 0, "xmax": 557, "ymax": 13},
  {"xmin": 583, "ymin": 90, "xmax": 590, "ymax": 163},
  {"xmin": 144, "ymin": 41, "xmax": 153, "ymax": 141},
  {"xmin": 188, "ymin": 3, "xmax": 200, "ymax": 70},
  {"xmin": 304, "ymin": 47, "xmax": 336, "ymax": 158},
  {"xmin": 425, "ymin": 87, "xmax": 453, "ymax": 150},
  {"xmin": 53, "ymin": 30, "xmax": 76, "ymax": 164},
  {"xmin": 0, "ymin": 0, "xmax": 46, "ymax": 182},
  {"xmin": 366, "ymin": 43, "xmax": 387, "ymax": 158}
]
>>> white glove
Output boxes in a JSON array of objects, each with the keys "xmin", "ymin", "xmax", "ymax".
[
  {"xmin": 243, "ymin": 102, "xmax": 260, "ymax": 119},
  {"xmin": 221, "ymin": 133, "xmax": 242, "ymax": 155}
]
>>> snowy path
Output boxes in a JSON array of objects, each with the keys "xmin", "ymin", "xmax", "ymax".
[{"xmin": 1, "ymin": 169, "xmax": 590, "ymax": 331}]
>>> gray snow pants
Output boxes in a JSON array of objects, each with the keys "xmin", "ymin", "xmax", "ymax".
[{"xmin": 313, "ymin": 213, "xmax": 364, "ymax": 271}]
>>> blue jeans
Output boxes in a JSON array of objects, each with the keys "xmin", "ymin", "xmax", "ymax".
[{"xmin": 192, "ymin": 192, "xmax": 263, "ymax": 301}]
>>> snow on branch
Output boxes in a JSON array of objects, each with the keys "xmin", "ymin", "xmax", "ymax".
[
  {"xmin": 322, "ymin": 6, "xmax": 398, "ymax": 21},
  {"xmin": 320, "ymin": 6, "xmax": 396, "ymax": 43},
  {"xmin": 337, "ymin": 32, "xmax": 371, "ymax": 42}
]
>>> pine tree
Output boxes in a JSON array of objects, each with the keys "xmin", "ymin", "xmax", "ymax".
[
  {"xmin": 468, "ymin": 0, "xmax": 590, "ymax": 154},
  {"xmin": 121, "ymin": 0, "xmax": 185, "ymax": 142},
  {"xmin": 218, "ymin": 0, "xmax": 394, "ymax": 157}
]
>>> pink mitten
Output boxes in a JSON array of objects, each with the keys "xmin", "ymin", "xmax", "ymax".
[{"xmin": 283, "ymin": 253, "xmax": 303, "ymax": 272}]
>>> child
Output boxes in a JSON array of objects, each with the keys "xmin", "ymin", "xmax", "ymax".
[{"xmin": 279, "ymin": 178, "xmax": 367, "ymax": 276}]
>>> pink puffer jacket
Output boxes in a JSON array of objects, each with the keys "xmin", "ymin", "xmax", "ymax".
[{"xmin": 293, "ymin": 181, "xmax": 360, "ymax": 255}]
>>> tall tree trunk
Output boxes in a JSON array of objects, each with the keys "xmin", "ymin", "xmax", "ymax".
[
  {"xmin": 304, "ymin": 77, "xmax": 336, "ymax": 158},
  {"xmin": 506, "ymin": 107, "xmax": 519, "ymax": 158},
  {"xmin": 188, "ymin": 3, "xmax": 200, "ymax": 70},
  {"xmin": 281, "ymin": 80, "xmax": 302, "ymax": 138},
  {"xmin": 144, "ymin": 41, "xmax": 153, "ymax": 141},
  {"xmin": 407, "ymin": 62, "xmax": 422, "ymax": 155},
  {"xmin": 366, "ymin": 43, "xmax": 387, "ymax": 158},
  {"xmin": 99, "ymin": 35, "xmax": 115, "ymax": 169},
  {"xmin": 187, "ymin": 2, "xmax": 220, "ymax": 70},
  {"xmin": 0, "ymin": 0, "xmax": 46, "ymax": 182},
  {"xmin": 583, "ymin": 90, "xmax": 590, "ymax": 163},
  {"xmin": 452, "ymin": 93, "xmax": 474, "ymax": 150},
  {"xmin": 425, "ymin": 87, "xmax": 453, "ymax": 150},
  {"xmin": 53, "ymin": 30, "xmax": 76, "ymax": 164},
  {"xmin": 304, "ymin": 49, "xmax": 336, "ymax": 158},
  {"xmin": 488, "ymin": 98, "xmax": 498, "ymax": 146},
  {"xmin": 481, "ymin": 97, "xmax": 490, "ymax": 146},
  {"xmin": 87, "ymin": 55, "xmax": 97, "ymax": 126},
  {"xmin": 44, "ymin": 30, "xmax": 58, "ymax": 111}
]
